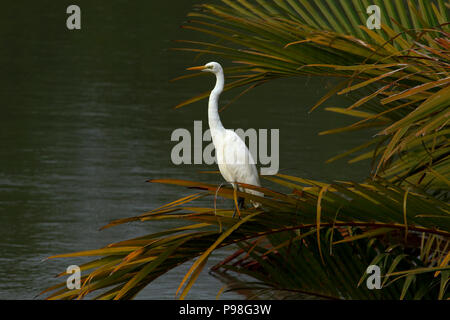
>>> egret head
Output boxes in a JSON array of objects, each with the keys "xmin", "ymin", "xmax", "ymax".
[{"xmin": 186, "ymin": 61, "xmax": 222, "ymax": 74}]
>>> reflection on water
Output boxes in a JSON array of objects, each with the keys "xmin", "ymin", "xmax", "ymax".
[{"xmin": 0, "ymin": 1, "xmax": 371, "ymax": 299}]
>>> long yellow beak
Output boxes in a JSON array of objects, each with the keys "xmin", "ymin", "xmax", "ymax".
[{"xmin": 186, "ymin": 65, "xmax": 206, "ymax": 71}]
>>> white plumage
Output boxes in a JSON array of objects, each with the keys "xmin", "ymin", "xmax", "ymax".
[{"xmin": 187, "ymin": 62, "xmax": 263, "ymax": 211}]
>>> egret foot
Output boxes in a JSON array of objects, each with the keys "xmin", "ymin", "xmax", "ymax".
[
  {"xmin": 232, "ymin": 187, "xmax": 242, "ymax": 219},
  {"xmin": 232, "ymin": 197, "xmax": 245, "ymax": 219}
]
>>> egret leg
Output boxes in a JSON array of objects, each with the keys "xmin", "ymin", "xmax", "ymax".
[
  {"xmin": 232, "ymin": 185, "xmax": 241, "ymax": 219},
  {"xmin": 238, "ymin": 197, "xmax": 245, "ymax": 209},
  {"xmin": 233, "ymin": 197, "xmax": 245, "ymax": 218}
]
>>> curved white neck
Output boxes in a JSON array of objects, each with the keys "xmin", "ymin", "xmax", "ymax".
[{"xmin": 208, "ymin": 71, "xmax": 225, "ymax": 135}]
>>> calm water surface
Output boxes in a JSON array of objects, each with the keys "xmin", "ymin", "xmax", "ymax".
[{"xmin": 0, "ymin": 1, "xmax": 371, "ymax": 299}]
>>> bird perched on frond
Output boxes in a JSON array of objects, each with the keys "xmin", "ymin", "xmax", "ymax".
[{"xmin": 187, "ymin": 62, "xmax": 263, "ymax": 217}]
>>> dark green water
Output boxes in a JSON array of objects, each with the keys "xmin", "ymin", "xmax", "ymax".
[{"xmin": 0, "ymin": 1, "xmax": 371, "ymax": 299}]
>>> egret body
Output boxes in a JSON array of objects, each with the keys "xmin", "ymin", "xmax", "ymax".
[{"xmin": 187, "ymin": 62, "xmax": 263, "ymax": 215}]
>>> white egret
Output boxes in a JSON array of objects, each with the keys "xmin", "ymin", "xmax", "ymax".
[{"xmin": 187, "ymin": 62, "xmax": 263, "ymax": 217}]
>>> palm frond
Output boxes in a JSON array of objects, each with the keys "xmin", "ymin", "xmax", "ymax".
[{"xmin": 42, "ymin": 175, "xmax": 450, "ymax": 299}]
